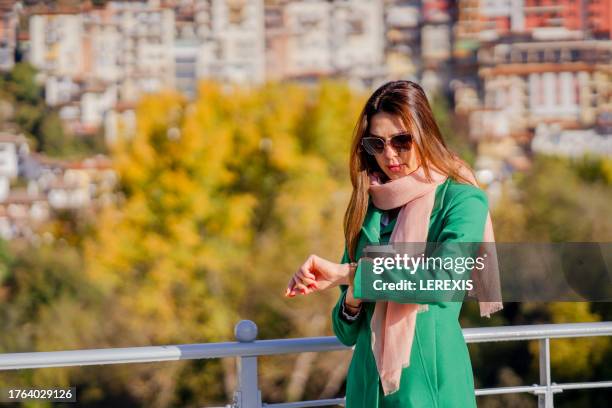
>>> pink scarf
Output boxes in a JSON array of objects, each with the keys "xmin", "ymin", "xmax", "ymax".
[{"xmin": 368, "ymin": 163, "xmax": 503, "ymax": 396}]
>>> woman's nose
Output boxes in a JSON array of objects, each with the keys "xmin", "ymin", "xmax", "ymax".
[{"xmin": 383, "ymin": 143, "xmax": 397, "ymax": 159}]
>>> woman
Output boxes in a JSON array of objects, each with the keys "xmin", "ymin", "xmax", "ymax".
[{"xmin": 285, "ymin": 80, "xmax": 502, "ymax": 407}]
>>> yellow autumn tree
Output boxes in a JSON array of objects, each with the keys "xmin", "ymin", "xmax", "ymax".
[{"xmin": 83, "ymin": 81, "xmax": 366, "ymax": 406}]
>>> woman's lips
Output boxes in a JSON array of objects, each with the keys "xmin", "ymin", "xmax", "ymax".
[{"xmin": 387, "ymin": 164, "xmax": 405, "ymax": 173}]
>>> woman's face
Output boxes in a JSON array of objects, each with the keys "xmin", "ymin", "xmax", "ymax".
[{"xmin": 367, "ymin": 112, "xmax": 420, "ymax": 180}]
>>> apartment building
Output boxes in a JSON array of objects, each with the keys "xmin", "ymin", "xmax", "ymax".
[
  {"xmin": 332, "ymin": 0, "xmax": 385, "ymax": 84},
  {"xmin": 199, "ymin": 0, "xmax": 266, "ymax": 84},
  {"xmin": 283, "ymin": 0, "xmax": 334, "ymax": 78},
  {"xmin": 266, "ymin": 0, "xmax": 384, "ymax": 86},
  {"xmin": 383, "ymin": 0, "xmax": 421, "ymax": 79},
  {"xmin": 456, "ymin": 0, "xmax": 611, "ymax": 44},
  {"xmin": 103, "ymin": 1, "xmax": 176, "ymax": 101},
  {"xmin": 173, "ymin": 0, "xmax": 202, "ymax": 97},
  {"xmin": 29, "ymin": 8, "xmax": 85, "ymax": 78},
  {"xmin": 470, "ymin": 39, "xmax": 612, "ymax": 140},
  {"xmin": 28, "ymin": 1, "xmax": 175, "ymax": 136},
  {"xmin": 420, "ymin": 0, "xmax": 454, "ymax": 93},
  {"xmin": 0, "ymin": 0, "xmax": 20, "ymax": 71}
]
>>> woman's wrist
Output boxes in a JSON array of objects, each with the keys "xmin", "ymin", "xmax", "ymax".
[
  {"xmin": 344, "ymin": 300, "xmax": 362, "ymax": 311},
  {"xmin": 345, "ymin": 284, "xmax": 362, "ymax": 309},
  {"xmin": 338, "ymin": 261, "xmax": 357, "ymax": 286},
  {"xmin": 341, "ymin": 292, "xmax": 362, "ymax": 319}
]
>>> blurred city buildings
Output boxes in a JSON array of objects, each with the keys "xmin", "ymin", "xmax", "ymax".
[
  {"xmin": 1, "ymin": 0, "xmax": 608, "ymax": 145},
  {"xmin": 0, "ymin": 0, "xmax": 610, "ymax": 238},
  {"xmin": 0, "ymin": 129, "xmax": 117, "ymax": 240}
]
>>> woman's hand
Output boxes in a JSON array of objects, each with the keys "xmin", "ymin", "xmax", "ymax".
[{"xmin": 285, "ymin": 254, "xmax": 351, "ymax": 297}]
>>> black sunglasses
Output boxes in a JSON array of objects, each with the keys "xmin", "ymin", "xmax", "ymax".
[{"xmin": 361, "ymin": 133, "xmax": 412, "ymax": 155}]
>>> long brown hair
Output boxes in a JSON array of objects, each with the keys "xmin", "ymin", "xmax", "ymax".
[{"xmin": 344, "ymin": 80, "xmax": 477, "ymax": 262}]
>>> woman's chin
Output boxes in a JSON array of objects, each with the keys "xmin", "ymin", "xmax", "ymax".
[{"xmin": 384, "ymin": 169, "xmax": 411, "ymax": 180}]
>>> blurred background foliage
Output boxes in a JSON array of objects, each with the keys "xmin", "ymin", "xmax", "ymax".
[
  {"xmin": 0, "ymin": 63, "xmax": 106, "ymax": 158},
  {"xmin": 0, "ymin": 81, "xmax": 610, "ymax": 407}
]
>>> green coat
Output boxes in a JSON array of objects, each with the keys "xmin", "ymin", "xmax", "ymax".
[{"xmin": 332, "ymin": 178, "xmax": 489, "ymax": 407}]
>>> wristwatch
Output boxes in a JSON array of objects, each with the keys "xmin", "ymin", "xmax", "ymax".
[
  {"xmin": 341, "ymin": 291, "xmax": 362, "ymax": 320},
  {"xmin": 348, "ymin": 261, "xmax": 358, "ymax": 288}
]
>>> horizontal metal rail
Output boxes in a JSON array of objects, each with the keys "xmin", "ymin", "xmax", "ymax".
[
  {"xmin": 462, "ymin": 321, "xmax": 612, "ymax": 342},
  {"xmin": 474, "ymin": 381, "xmax": 612, "ymax": 395},
  {"xmin": 0, "ymin": 321, "xmax": 610, "ymax": 408},
  {"xmin": 1, "ymin": 322, "xmax": 609, "ymax": 370},
  {"xmin": 0, "ymin": 337, "xmax": 347, "ymax": 370}
]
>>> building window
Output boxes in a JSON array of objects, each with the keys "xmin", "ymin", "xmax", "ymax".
[{"xmin": 228, "ymin": 2, "xmax": 246, "ymax": 25}]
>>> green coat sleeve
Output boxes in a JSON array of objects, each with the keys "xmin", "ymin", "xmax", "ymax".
[
  {"xmin": 331, "ymin": 247, "xmax": 365, "ymax": 347},
  {"xmin": 354, "ymin": 186, "xmax": 489, "ymax": 304}
]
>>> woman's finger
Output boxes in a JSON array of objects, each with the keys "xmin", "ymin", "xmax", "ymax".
[
  {"xmin": 294, "ymin": 262, "xmax": 316, "ymax": 282},
  {"xmin": 296, "ymin": 273, "xmax": 318, "ymax": 291},
  {"xmin": 287, "ymin": 255, "xmax": 323, "ymax": 298},
  {"xmin": 297, "ymin": 267, "xmax": 315, "ymax": 280},
  {"xmin": 296, "ymin": 270, "xmax": 317, "ymax": 286},
  {"xmin": 293, "ymin": 280, "xmax": 309, "ymax": 294},
  {"xmin": 299, "ymin": 264, "xmax": 316, "ymax": 280},
  {"xmin": 285, "ymin": 277, "xmax": 298, "ymax": 297}
]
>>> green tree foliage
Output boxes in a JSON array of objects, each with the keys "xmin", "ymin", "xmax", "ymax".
[
  {"xmin": 4, "ymin": 62, "xmax": 40, "ymax": 104},
  {"xmin": 0, "ymin": 240, "xmax": 104, "ymax": 400},
  {"xmin": 0, "ymin": 62, "xmax": 104, "ymax": 158},
  {"xmin": 430, "ymin": 92, "xmax": 476, "ymax": 166},
  {"xmin": 487, "ymin": 154, "xmax": 612, "ymax": 408},
  {"xmin": 494, "ymin": 155, "xmax": 612, "ymax": 242}
]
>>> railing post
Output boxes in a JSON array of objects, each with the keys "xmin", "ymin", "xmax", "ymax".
[
  {"xmin": 233, "ymin": 320, "xmax": 262, "ymax": 408},
  {"xmin": 538, "ymin": 337, "xmax": 553, "ymax": 408}
]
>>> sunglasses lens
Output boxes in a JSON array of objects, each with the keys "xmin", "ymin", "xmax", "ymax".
[
  {"xmin": 391, "ymin": 134, "xmax": 412, "ymax": 151},
  {"xmin": 362, "ymin": 138, "xmax": 384, "ymax": 155}
]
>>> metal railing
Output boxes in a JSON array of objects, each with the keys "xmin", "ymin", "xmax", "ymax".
[{"xmin": 1, "ymin": 321, "xmax": 611, "ymax": 408}]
